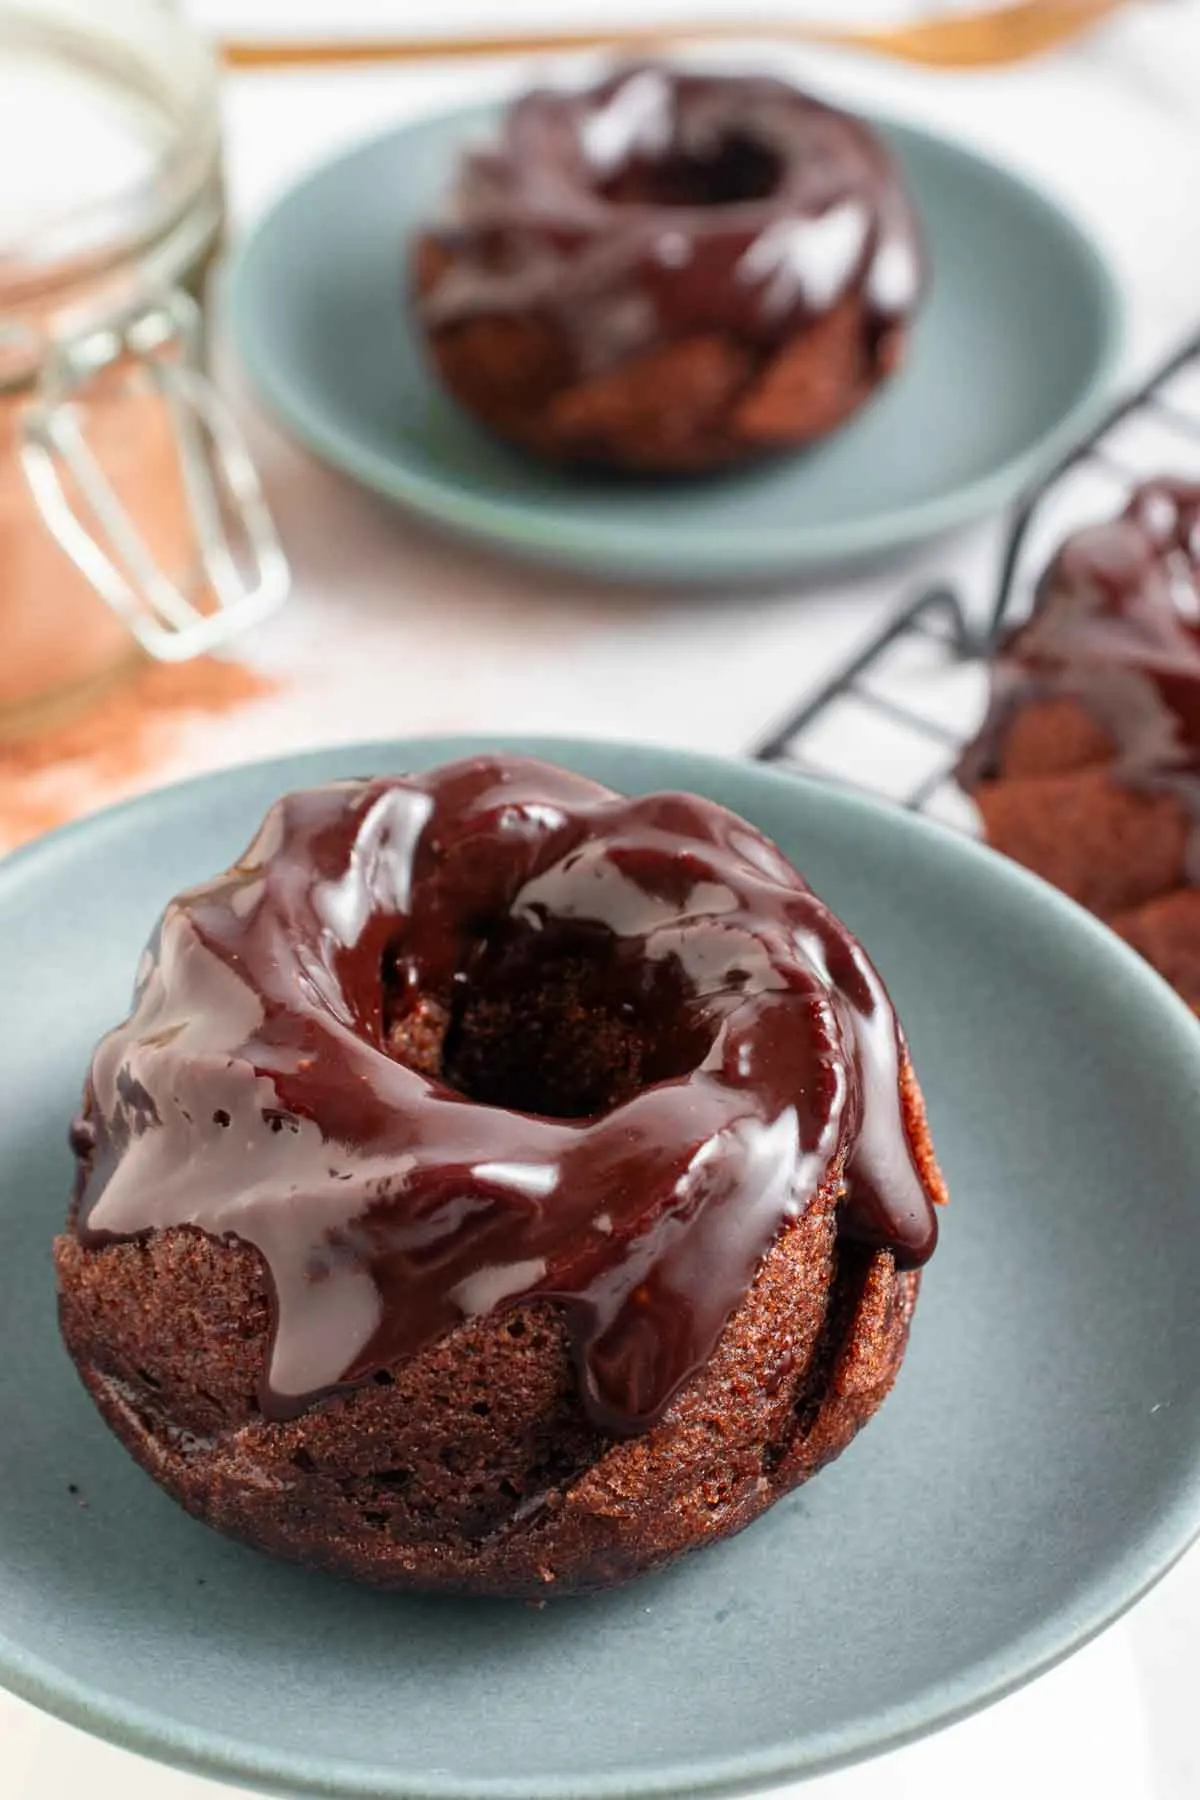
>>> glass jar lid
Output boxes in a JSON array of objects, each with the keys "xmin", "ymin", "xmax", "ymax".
[
  {"xmin": 0, "ymin": 0, "xmax": 222, "ymax": 379},
  {"xmin": 0, "ymin": 0, "xmax": 288, "ymax": 663}
]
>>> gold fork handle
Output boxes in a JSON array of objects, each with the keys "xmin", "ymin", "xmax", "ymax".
[{"xmin": 220, "ymin": 0, "xmax": 1134, "ymax": 74}]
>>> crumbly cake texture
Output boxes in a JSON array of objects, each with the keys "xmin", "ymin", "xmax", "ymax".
[
  {"xmin": 55, "ymin": 1006, "xmax": 934, "ymax": 1597},
  {"xmin": 55, "ymin": 1200, "xmax": 919, "ymax": 1598},
  {"xmin": 974, "ymin": 715, "xmax": 1200, "ymax": 1006},
  {"xmin": 416, "ymin": 244, "xmax": 903, "ymax": 474}
]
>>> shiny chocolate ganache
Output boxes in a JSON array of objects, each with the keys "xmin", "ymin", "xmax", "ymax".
[
  {"xmin": 70, "ymin": 755, "xmax": 939, "ymax": 1438},
  {"xmin": 418, "ymin": 65, "xmax": 924, "ymax": 371},
  {"xmin": 960, "ymin": 480, "xmax": 1200, "ymax": 832}
]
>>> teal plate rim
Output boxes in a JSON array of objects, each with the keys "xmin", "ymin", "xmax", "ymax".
[
  {"xmin": 2, "ymin": 736, "xmax": 1200, "ymax": 1799},
  {"xmin": 226, "ymin": 101, "xmax": 1126, "ymax": 582}
]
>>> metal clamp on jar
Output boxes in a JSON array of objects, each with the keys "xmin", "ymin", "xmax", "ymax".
[{"xmin": 0, "ymin": 0, "xmax": 288, "ymax": 741}]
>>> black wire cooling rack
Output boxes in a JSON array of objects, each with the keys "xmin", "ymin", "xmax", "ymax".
[{"xmin": 751, "ymin": 324, "xmax": 1200, "ymax": 826}]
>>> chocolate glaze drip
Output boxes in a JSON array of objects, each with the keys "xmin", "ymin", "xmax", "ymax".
[
  {"xmin": 960, "ymin": 482, "xmax": 1200, "ymax": 862},
  {"xmin": 418, "ymin": 66, "xmax": 924, "ymax": 374},
  {"xmin": 72, "ymin": 755, "xmax": 938, "ymax": 1437}
]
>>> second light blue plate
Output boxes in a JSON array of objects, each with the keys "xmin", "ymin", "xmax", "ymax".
[{"xmin": 228, "ymin": 97, "xmax": 1122, "ymax": 582}]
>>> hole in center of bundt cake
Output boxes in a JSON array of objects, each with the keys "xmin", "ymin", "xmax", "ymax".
[
  {"xmin": 600, "ymin": 132, "xmax": 783, "ymax": 209},
  {"xmin": 385, "ymin": 925, "xmax": 710, "ymax": 1120}
]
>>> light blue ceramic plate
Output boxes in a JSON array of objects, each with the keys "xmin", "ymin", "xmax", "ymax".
[
  {"xmin": 228, "ymin": 102, "xmax": 1123, "ymax": 582},
  {"xmin": 3, "ymin": 739, "xmax": 1200, "ymax": 1800}
]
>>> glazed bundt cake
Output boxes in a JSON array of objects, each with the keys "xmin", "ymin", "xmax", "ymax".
[
  {"xmin": 413, "ymin": 66, "xmax": 924, "ymax": 473},
  {"xmin": 56, "ymin": 754, "xmax": 945, "ymax": 1596},
  {"xmin": 960, "ymin": 479, "xmax": 1200, "ymax": 1008}
]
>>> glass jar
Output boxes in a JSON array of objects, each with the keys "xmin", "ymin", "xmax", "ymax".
[{"xmin": 0, "ymin": 0, "xmax": 287, "ymax": 742}]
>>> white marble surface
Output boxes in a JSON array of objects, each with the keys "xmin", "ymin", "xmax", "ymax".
[{"xmin": 6, "ymin": 7, "xmax": 1200, "ymax": 1797}]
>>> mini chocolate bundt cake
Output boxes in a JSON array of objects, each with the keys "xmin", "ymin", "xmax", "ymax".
[
  {"xmin": 56, "ymin": 754, "xmax": 945, "ymax": 1597},
  {"xmin": 412, "ymin": 66, "xmax": 925, "ymax": 473},
  {"xmin": 960, "ymin": 479, "xmax": 1200, "ymax": 1009}
]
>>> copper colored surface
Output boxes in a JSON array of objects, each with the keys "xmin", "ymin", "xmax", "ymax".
[{"xmin": 0, "ymin": 657, "xmax": 275, "ymax": 853}]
